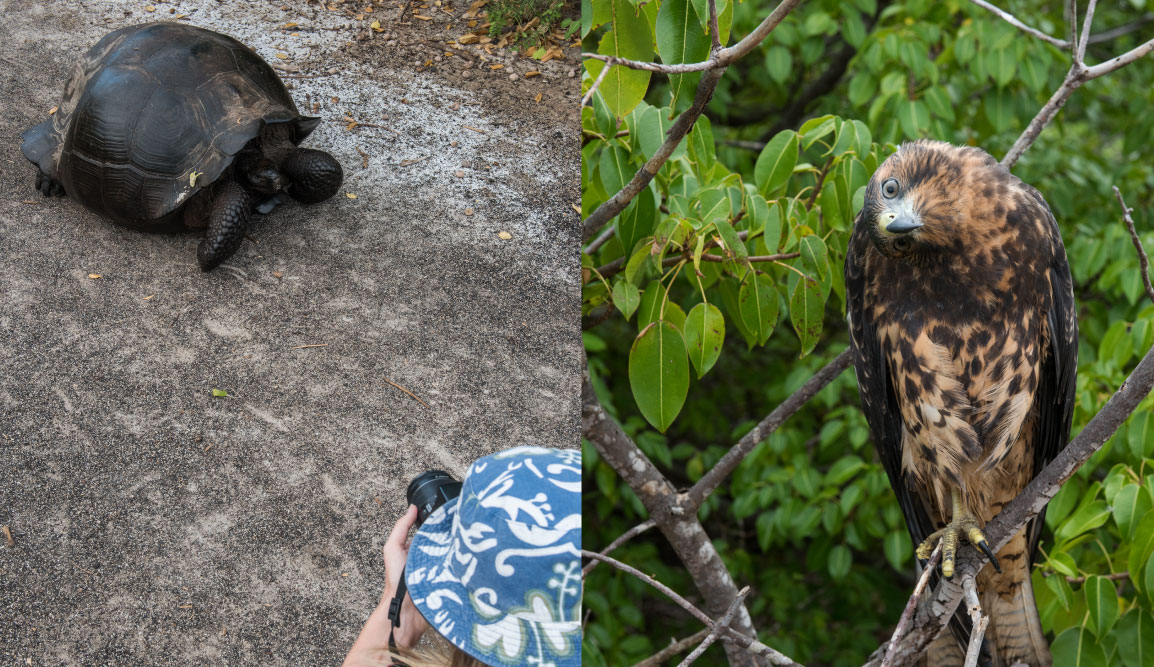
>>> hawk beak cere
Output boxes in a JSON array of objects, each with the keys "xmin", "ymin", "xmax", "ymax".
[{"xmin": 883, "ymin": 212, "xmax": 923, "ymax": 234}]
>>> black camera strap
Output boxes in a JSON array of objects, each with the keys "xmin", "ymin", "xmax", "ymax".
[{"xmin": 386, "ymin": 570, "xmax": 409, "ymax": 652}]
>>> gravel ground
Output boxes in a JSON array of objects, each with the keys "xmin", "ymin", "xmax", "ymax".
[{"xmin": 0, "ymin": 0, "xmax": 580, "ymax": 663}]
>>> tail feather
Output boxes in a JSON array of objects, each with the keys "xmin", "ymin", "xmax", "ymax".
[{"xmin": 980, "ymin": 530, "xmax": 1051, "ymax": 667}]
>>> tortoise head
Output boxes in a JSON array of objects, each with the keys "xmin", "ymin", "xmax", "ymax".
[{"xmin": 236, "ymin": 153, "xmax": 288, "ymax": 195}]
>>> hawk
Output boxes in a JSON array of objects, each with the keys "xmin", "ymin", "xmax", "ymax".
[{"xmin": 845, "ymin": 140, "xmax": 1077, "ymax": 666}]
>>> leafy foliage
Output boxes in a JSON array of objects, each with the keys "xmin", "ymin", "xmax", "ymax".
[{"xmin": 583, "ymin": 0, "xmax": 1154, "ymax": 664}]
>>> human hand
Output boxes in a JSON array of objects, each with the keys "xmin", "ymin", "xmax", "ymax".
[{"xmin": 343, "ymin": 505, "xmax": 431, "ymax": 666}]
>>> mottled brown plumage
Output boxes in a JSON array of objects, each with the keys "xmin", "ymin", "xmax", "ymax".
[{"xmin": 845, "ymin": 141, "xmax": 1077, "ymax": 667}]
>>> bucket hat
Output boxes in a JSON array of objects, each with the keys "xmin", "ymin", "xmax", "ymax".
[{"xmin": 405, "ymin": 446, "xmax": 582, "ymax": 667}]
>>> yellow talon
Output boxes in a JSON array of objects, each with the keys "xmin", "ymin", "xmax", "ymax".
[{"xmin": 915, "ymin": 489, "xmax": 1001, "ymax": 578}]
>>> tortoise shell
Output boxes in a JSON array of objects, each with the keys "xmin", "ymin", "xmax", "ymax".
[{"xmin": 21, "ymin": 22, "xmax": 320, "ymax": 230}]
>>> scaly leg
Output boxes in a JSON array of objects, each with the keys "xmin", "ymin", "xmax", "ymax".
[{"xmin": 916, "ymin": 488, "xmax": 1001, "ymax": 578}]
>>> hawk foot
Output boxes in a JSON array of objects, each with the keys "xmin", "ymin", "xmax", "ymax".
[{"xmin": 916, "ymin": 501, "xmax": 1001, "ymax": 578}]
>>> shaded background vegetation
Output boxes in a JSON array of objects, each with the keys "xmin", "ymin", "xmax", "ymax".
[{"xmin": 582, "ymin": 0, "xmax": 1154, "ymax": 664}]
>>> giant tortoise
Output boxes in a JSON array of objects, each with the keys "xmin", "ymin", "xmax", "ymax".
[{"xmin": 21, "ymin": 22, "xmax": 344, "ymax": 271}]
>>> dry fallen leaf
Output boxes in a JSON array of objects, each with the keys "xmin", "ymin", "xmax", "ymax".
[
  {"xmin": 346, "ymin": 192, "xmax": 358, "ymax": 199},
  {"xmin": 48, "ymin": 106, "xmax": 58, "ymax": 115},
  {"xmin": 534, "ymin": 92, "xmax": 542, "ymax": 104},
  {"xmin": 414, "ymin": 14, "xmax": 432, "ymax": 20},
  {"xmin": 273, "ymin": 271, "xmax": 284, "ymax": 279},
  {"xmin": 283, "ymin": 22, "xmax": 299, "ymax": 28},
  {"xmin": 371, "ymin": 20, "xmax": 382, "ymax": 31},
  {"xmin": 498, "ymin": 231, "xmax": 512, "ymax": 240},
  {"xmin": 525, "ymin": 71, "xmax": 541, "ymax": 78},
  {"xmin": 143, "ymin": 294, "xmax": 155, "ymax": 300},
  {"xmin": 2, "ymin": 525, "xmax": 14, "ymax": 548},
  {"xmin": 454, "ymin": 170, "xmax": 464, "ymax": 178},
  {"xmin": 88, "ymin": 274, "xmax": 102, "ymax": 279},
  {"xmin": 570, "ymin": 203, "xmax": 581, "ymax": 214},
  {"xmin": 489, "ymin": 64, "xmax": 504, "ymax": 70},
  {"xmin": 465, "ymin": 208, "xmax": 474, "ymax": 216},
  {"xmin": 276, "ymin": 53, "xmax": 289, "ymax": 59},
  {"xmin": 145, "ymin": 5, "xmax": 156, "ymax": 11}
]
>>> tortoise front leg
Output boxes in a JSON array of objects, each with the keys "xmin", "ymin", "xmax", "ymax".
[
  {"xmin": 197, "ymin": 181, "xmax": 251, "ymax": 271},
  {"xmin": 35, "ymin": 168, "xmax": 64, "ymax": 197}
]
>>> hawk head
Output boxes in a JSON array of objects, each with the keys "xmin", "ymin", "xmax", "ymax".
[{"xmin": 859, "ymin": 140, "xmax": 1003, "ymax": 262}]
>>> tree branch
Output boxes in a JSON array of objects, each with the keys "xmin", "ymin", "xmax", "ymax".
[
  {"xmin": 968, "ymin": 0, "xmax": 1070, "ymax": 50},
  {"xmin": 1114, "ymin": 186, "xmax": 1154, "ymax": 307},
  {"xmin": 1076, "ymin": 0, "xmax": 1099, "ymax": 64},
  {"xmin": 880, "ymin": 543, "xmax": 941, "ymax": 667},
  {"xmin": 581, "ymin": 0, "xmax": 803, "ymax": 242},
  {"xmin": 684, "ymin": 348, "xmax": 853, "ymax": 510},
  {"xmin": 679, "ymin": 586, "xmax": 750, "ymax": 666},
  {"xmin": 582, "ymin": 57, "xmax": 616, "ymax": 107},
  {"xmin": 582, "ymin": 519, "xmax": 656, "ymax": 576},
  {"xmin": 1088, "ymin": 14, "xmax": 1154, "ymax": 44},
  {"xmin": 596, "ymin": 250, "xmax": 801, "ymax": 280},
  {"xmin": 634, "ymin": 629, "xmax": 712, "ymax": 667},
  {"xmin": 582, "ymin": 551, "xmax": 804, "ymax": 666}
]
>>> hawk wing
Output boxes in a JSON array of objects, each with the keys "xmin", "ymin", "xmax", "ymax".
[
  {"xmin": 1027, "ymin": 189, "xmax": 1079, "ymax": 561},
  {"xmin": 845, "ymin": 215, "xmax": 937, "ymax": 546}
]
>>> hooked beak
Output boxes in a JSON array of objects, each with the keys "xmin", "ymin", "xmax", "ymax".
[{"xmin": 883, "ymin": 212, "xmax": 923, "ymax": 234}]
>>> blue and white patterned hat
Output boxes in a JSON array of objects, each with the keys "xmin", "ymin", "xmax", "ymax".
[{"xmin": 405, "ymin": 446, "xmax": 582, "ymax": 667}]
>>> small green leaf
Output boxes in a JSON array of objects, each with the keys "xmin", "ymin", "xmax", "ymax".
[
  {"xmin": 1128, "ymin": 511, "xmax": 1154, "ymax": 592},
  {"xmin": 1048, "ymin": 551, "xmax": 1078, "ymax": 577},
  {"xmin": 1114, "ymin": 484, "xmax": 1153, "ymax": 539},
  {"xmin": 618, "ymin": 184, "xmax": 656, "ymax": 256},
  {"xmin": 1085, "ymin": 575, "xmax": 1120, "ymax": 637},
  {"xmin": 655, "ymin": 0, "xmax": 709, "ymax": 109},
  {"xmin": 799, "ymin": 114, "xmax": 836, "ymax": 150},
  {"xmin": 598, "ymin": 145, "xmax": 631, "ymax": 196},
  {"xmin": 765, "ymin": 45, "xmax": 792, "ymax": 84},
  {"xmin": 1116, "ymin": 608, "xmax": 1154, "ymax": 667},
  {"xmin": 986, "ymin": 46, "xmax": 1017, "ymax": 87},
  {"xmin": 211, "ymin": 388, "xmax": 228, "ymax": 398},
  {"xmin": 790, "ymin": 275, "xmax": 824, "ymax": 357},
  {"xmin": 828, "ymin": 544, "xmax": 852, "ymax": 579},
  {"xmin": 684, "ymin": 302, "xmax": 725, "ymax": 378},
  {"xmin": 754, "ymin": 130, "xmax": 799, "ymax": 196},
  {"xmin": 587, "ymin": 0, "xmax": 654, "ymax": 118},
  {"xmin": 637, "ymin": 280, "xmax": 687, "ymax": 331},
  {"xmin": 848, "ymin": 71, "xmax": 875, "ymax": 107},
  {"xmin": 628, "ymin": 321, "xmax": 690, "ymax": 432},
  {"xmin": 739, "ymin": 272, "xmax": 778, "ymax": 345},
  {"xmin": 898, "ymin": 100, "xmax": 930, "ymax": 138},
  {"xmin": 1051, "ymin": 625, "xmax": 1109, "ymax": 667},
  {"xmin": 612, "ymin": 280, "xmax": 641, "ymax": 320},
  {"xmin": 638, "ymin": 106, "xmax": 687, "ymax": 161},
  {"xmin": 1046, "ymin": 570, "xmax": 1075, "ymax": 609},
  {"xmin": 1132, "ymin": 412, "xmax": 1154, "ymax": 459},
  {"xmin": 1055, "ymin": 500, "xmax": 1111, "ymax": 544},
  {"xmin": 883, "ymin": 530, "xmax": 910, "ymax": 571}
]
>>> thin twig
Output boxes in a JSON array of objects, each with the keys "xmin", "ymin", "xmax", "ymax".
[
  {"xmin": 382, "ymin": 378, "xmax": 431, "ymax": 409},
  {"xmin": 596, "ymin": 250, "xmax": 800, "ymax": 280},
  {"xmin": 1076, "ymin": 0, "xmax": 1099, "ymax": 64},
  {"xmin": 584, "ymin": 224, "xmax": 617, "ymax": 255},
  {"xmin": 582, "ymin": 551, "xmax": 802, "ymax": 665},
  {"xmin": 961, "ymin": 575, "xmax": 988, "ymax": 667},
  {"xmin": 880, "ymin": 543, "xmax": 941, "ymax": 667},
  {"xmin": 1059, "ymin": 571, "xmax": 1130, "ymax": 584},
  {"xmin": 707, "ymin": 0, "xmax": 721, "ymax": 52},
  {"xmin": 678, "ymin": 586, "xmax": 750, "ymax": 667},
  {"xmin": 291, "ymin": 343, "xmax": 329, "ymax": 349},
  {"xmin": 582, "ymin": 57, "xmax": 615, "ymax": 107},
  {"xmin": 582, "ymin": 519, "xmax": 657, "ymax": 576},
  {"xmin": 1067, "ymin": 0, "xmax": 1078, "ymax": 54},
  {"xmin": 968, "ymin": 0, "xmax": 1070, "ymax": 50},
  {"xmin": 581, "ymin": 0, "xmax": 803, "ymax": 243},
  {"xmin": 1088, "ymin": 14, "xmax": 1154, "ymax": 44},
  {"xmin": 1114, "ymin": 186, "xmax": 1154, "ymax": 307},
  {"xmin": 633, "ymin": 629, "xmax": 711, "ymax": 667}
]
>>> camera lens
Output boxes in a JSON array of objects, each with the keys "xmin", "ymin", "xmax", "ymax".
[{"xmin": 406, "ymin": 470, "xmax": 463, "ymax": 525}]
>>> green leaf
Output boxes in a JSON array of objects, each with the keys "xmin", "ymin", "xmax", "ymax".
[
  {"xmin": 825, "ymin": 456, "xmax": 865, "ymax": 485},
  {"xmin": 828, "ymin": 544, "xmax": 852, "ymax": 579},
  {"xmin": 1116, "ymin": 608, "xmax": 1154, "ymax": 667},
  {"xmin": 638, "ymin": 106, "xmax": 687, "ymax": 161},
  {"xmin": 618, "ymin": 184, "xmax": 656, "ymax": 257},
  {"xmin": 799, "ymin": 115, "xmax": 836, "ymax": 150},
  {"xmin": 984, "ymin": 88, "xmax": 1013, "ymax": 133},
  {"xmin": 1132, "ymin": 412, "xmax": 1154, "ymax": 459},
  {"xmin": 587, "ymin": 0, "xmax": 654, "ymax": 118},
  {"xmin": 684, "ymin": 302, "xmax": 725, "ymax": 378},
  {"xmin": 898, "ymin": 100, "xmax": 930, "ymax": 138},
  {"xmin": 628, "ymin": 321, "xmax": 690, "ymax": 432},
  {"xmin": 1085, "ymin": 575, "xmax": 1120, "ymax": 637},
  {"xmin": 714, "ymin": 219, "xmax": 747, "ymax": 263},
  {"xmin": 655, "ymin": 0, "xmax": 709, "ymax": 109},
  {"xmin": 211, "ymin": 388, "xmax": 228, "ymax": 398},
  {"xmin": 1048, "ymin": 551, "xmax": 1078, "ymax": 577},
  {"xmin": 598, "ymin": 145, "xmax": 631, "ymax": 196},
  {"xmin": 1128, "ymin": 511, "xmax": 1154, "ymax": 592},
  {"xmin": 883, "ymin": 530, "xmax": 910, "ymax": 571},
  {"xmin": 1114, "ymin": 484, "xmax": 1153, "ymax": 539},
  {"xmin": 1046, "ymin": 570, "xmax": 1075, "ymax": 609},
  {"xmin": 754, "ymin": 130, "xmax": 799, "ymax": 196},
  {"xmin": 848, "ymin": 71, "xmax": 876, "ymax": 107},
  {"xmin": 804, "ymin": 11, "xmax": 834, "ymax": 36},
  {"xmin": 1051, "ymin": 626, "xmax": 1109, "ymax": 667},
  {"xmin": 790, "ymin": 275, "xmax": 824, "ymax": 357},
  {"xmin": 687, "ymin": 116, "xmax": 716, "ymax": 177},
  {"xmin": 765, "ymin": 45, "xmax": 792, "ymax": 84},
  {"xmin": 612, "ymin": 279, "xmax": 641, "ymax": 320},
  {"xmin": 924, "ymin": 86, "xmax": 955, "ymax": 124},
  {"xmin": 739, "ymin": 272, "xmax": 778, "ymax": 345},
  {"xmin": 637, "ymin": 281, "xmax": 687, "ymax": 331},
  {"xmin": 986, "ymin": 46, "xmax": 1017, "ymax": 87},
  {"xmin": 1020, "ymin": 55, "xmax": 1050, "ymax": 92},
  {"xmin": 799, "ymin": 235, "xmax": 830, "ymax": 282},
  {"xmin": 1055, "ymin": 500, "xmax": 1111, "ymax": 544}
]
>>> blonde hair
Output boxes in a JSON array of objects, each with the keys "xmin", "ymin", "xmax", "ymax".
[{"xmin": 357, "ymin": 635, "xmax": 487, "ymax": 667}]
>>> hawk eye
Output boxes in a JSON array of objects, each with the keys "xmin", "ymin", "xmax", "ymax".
[{"xmin": 882, "ymin": 178, "xmax": 900, "ymax": 198}]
